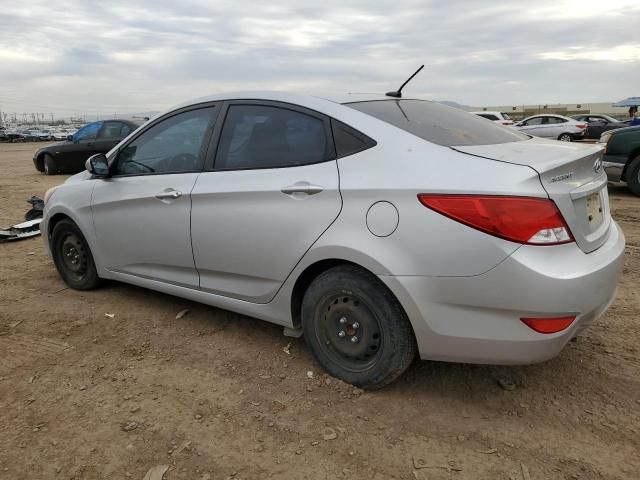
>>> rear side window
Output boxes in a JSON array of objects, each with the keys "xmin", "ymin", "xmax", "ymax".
[
  {"xmin": 331, "ymin": 119, "xmax": 376, "ymax": 158},
  {"xmin": 215, "ymin": 105, "xmax": 329, "ymax": 170},
  {"xmin": 100, "ymin": 122, "xmax": 125, "ymax": 139},
  {"xmin": 347, "ymin": 100, "xmax": 527, "ymax": 146}
]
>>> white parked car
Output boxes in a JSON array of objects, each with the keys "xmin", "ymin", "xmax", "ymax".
[
  {"xmin": 514, "ymin": 114, "xmax": 587, "ymax": 142},
  {"xmin": 470, "ymin": 111, "xmax": 514, "ymax": 126}
]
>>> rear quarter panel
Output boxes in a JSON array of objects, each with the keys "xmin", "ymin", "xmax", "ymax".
[{"xmin": 309, "ymin": 123, "xmax": 548, "ymax": 277}]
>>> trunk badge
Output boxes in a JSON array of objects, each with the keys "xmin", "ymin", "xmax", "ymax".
[{"xmin": 551, "ymin": 172, "xmax": 574, "ymax": 182}]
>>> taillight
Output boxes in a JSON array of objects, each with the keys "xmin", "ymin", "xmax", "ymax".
[
  {"xmin": 417, "ymin": 195, "xmax": 574, "ymax": 245},
  {"xmin": 521, "ymin": 315, "xmax": 576, "ymax": 334},
  {"xmin": 576, "ymin": 124, "xmax": 587, "ymax": 129}
]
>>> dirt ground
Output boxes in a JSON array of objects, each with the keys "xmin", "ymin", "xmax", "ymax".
[{"xmin": 0, "ymin": 142, "xmax": 638, "ymax": 480}]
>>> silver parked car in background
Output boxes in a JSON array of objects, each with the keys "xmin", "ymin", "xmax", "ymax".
[
  {"xmin": 42, "ymin": 92, "xmax": 624, "ymax": 388},
  {"xmin": 514, "ymin": 114, "xmax": 587, "ymax": 141}
]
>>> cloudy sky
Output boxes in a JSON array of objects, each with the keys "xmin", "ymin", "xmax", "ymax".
[{"xmin": 1, "ymin": 0, "xmax": 639, "ymax": 117}]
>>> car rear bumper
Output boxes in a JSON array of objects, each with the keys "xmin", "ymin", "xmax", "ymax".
[
  {"xmin": 380, "ymin": 221, "xmax": 625, "ymax": 364},
  {"xmin": 571, "ymin": 131, "xmax": 586, "ymax": 140},
  {"xmin": 603, "ymin": 155, "xmax": 627, "ymax": 182}
]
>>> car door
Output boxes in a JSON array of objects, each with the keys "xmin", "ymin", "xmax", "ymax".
[
  {"xmin": 190, "ymin": 101, "xmax": 342, "ymax": 303},
  {"xmin": 66, "ymin": 121, "xmax": 103, "ymax": 171},
  {"xmin": 518, "ymin": 116, "xmax": 545, "ymax": 136},
  {"xmin": 91, "ymin": 105, "xmax": 219, "ymax": 288}
]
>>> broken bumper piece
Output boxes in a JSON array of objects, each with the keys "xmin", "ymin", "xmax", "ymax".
[{"xmin": 0, "ymin": 218, "xmax": 43, "ymax": 242}]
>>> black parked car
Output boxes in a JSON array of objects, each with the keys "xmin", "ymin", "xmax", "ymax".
[
  {"xmin": 33, "ymin": 119, "xmax": 143, "ymax": 175},
  {"xmin": 599, "ymin": 125, "xmax": 640, "ymax": 196},
  {"xmin": 570, "ymin": 114, "xmax": 627, "ymax": 140}
]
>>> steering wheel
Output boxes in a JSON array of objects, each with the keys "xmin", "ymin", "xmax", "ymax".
[{"xmin": 167, "ymin": 153, "xmax": 197, "ymax": 172}]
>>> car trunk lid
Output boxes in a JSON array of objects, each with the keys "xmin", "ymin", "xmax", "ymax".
[{"xmin": 452, "ymin": 138, "xmax": 610, "ymax": 253}]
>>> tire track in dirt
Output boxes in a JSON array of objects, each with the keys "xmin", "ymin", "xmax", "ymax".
[{"xmin": 0, "ymin": 333, "xmax": 70, "ymax": 376}]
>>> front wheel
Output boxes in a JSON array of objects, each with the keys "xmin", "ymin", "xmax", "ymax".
[
  {"xmin": 50, "ymin": 219, "xmax": 101, "ymax": 290},
  {"xmin": 558, "ymin": 133, "xmax": 573, "ymax": 142},
  {"xmin": 626, "ymin": 155, "xmax": 640, "ymax": 196},
  {"xmin": 301, "ymin": 265, "xmax": 416, "ymax": 389}
]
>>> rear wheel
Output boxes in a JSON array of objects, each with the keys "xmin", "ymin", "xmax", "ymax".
[
  {"xmin": 558, "ymin": 133, "xmax": 573, "ymax": 142},
  {"xmin": 626, "ymin": 155, "xmax": 640, "ymax": 196},
  {"xmin": 301, "ymin": 265, "xmax": 416, "ymax": 389},
  {"xmin": 43, "ymin": 154, "xmax": 56, "ymax": 175},
  {"xmin": 51, "ymin": 219, "xmax": 101, "ymax": 290}
]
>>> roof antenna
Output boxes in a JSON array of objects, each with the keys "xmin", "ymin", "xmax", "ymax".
[{"xmin": 385, "ymin": 65, "xmax": 424, "ymax": 98}]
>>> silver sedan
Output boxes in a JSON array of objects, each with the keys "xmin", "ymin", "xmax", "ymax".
[
  {"xmin": 513, "ymin": 114, "xmax": 587, "ymax": 141},
  {"xmin": 42, "ymin": 92, "xmax": 624, "ymax": 388}
]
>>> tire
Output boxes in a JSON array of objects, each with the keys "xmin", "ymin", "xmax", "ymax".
[
  {"xmin": 301, "ymin": 265, "xmax": 416, "ymax": 389},
  {"xmin": 43, "ymin": 154, "xmax": 57, "ymax": 175},
  {"xmin": 626, "ymin": 155, "xmax": 640, "ymax": 196},
  {"xmin": 558, "ymin": 133, "xmax": 573, "ymax": 142},
  {"xmin": 50, "ymin": 219, "xmax": 101, "ymax": 290}
]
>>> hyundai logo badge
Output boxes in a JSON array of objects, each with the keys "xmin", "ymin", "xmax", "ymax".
[{"xmin": 594, "ymin": 158, "xmax": 603, "ymax": 174}]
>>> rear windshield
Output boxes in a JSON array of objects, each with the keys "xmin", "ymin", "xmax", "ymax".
[{"xmin": 346, "ymin": 100, "xmax": 527, "ymax": 147}]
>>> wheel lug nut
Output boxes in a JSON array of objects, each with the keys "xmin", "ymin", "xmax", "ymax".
[
  {"xmin": 339, "ymin": 317, "xmax": 347, "ymax": 324},
  {"xmin": 352, "ymin": 322, "xmax": 360, "ymax": 329},
  {"xmin": 338, "ymin": 331, "xmax": 346, "ymax": 338},
  {"xmin": 351, "ymin": 336, "xmax": 359, "ymax": 343}
]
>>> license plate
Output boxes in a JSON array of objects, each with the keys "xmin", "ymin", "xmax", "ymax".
[{"xmin": 586, "ymin": 192, "xmax": 603, "ymax": 225}]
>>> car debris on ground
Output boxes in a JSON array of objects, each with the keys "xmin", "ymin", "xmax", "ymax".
[{"xmin": 0, "ymin": 196, "xmax": 44, "ymax": 242}]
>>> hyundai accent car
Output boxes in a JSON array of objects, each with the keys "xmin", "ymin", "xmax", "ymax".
[
  {"xmin": 514, "ymin": 114, "xmax": 587, "ymax": 141},
  {"xmin": 41, "ymin": 92, "xmax": 625, "ymax": 388}
]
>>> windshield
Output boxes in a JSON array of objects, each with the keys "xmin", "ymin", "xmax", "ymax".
[{"xmin": 346, "ymin": 100, "xmax": 527, "ymax": 147}]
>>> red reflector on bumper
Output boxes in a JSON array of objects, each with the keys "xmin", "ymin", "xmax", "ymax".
[{"xmin": 520, "ymin": 316, "xmax": 576, "ymax": 334}]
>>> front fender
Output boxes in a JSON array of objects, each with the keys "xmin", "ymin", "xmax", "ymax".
[{"xmin": 42, "ymin": 180, "xmax": 106, "ymax": 276}]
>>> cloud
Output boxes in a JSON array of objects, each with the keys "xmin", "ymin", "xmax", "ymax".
[{"xmin": 0, "ymin": 0, "xmax": 639, "ymax": 117}]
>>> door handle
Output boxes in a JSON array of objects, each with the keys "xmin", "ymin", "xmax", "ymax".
[
  {"xmin": 155, "ymin": 190, "xmax": 182, "ymax": 200},
  {"xmin": 281, "ymin": 183, "xmax": 324, "ymax": 195}
]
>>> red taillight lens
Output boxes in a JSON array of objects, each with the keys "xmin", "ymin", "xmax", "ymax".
[
  {"xmin": 417, "ymin": 195, "xmax": 574, "ymax": 245},
  {"xmin": 521, "ymin": 316, "xmax": 576, "ymax": 334},
  {"xmin": 576, "ymin": 124, "xmax": 587, "ymax": 129}
]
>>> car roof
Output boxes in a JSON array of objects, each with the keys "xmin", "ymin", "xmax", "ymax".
[
  {"xmin": 169, "ymin": 91, "xmax": 424, "ymax": 111},
  {"xmin": 524, "ymin": 114, "xmax": 572, "ymax": 120}
]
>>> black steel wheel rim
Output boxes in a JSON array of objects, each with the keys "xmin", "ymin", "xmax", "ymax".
[
  {"xmin": 60, "ymin": 233, "xmax": 88, "ymax": 281},
  {"xmin": 314, "ymin": 293, "xmax": 383, "ymax": 372}
]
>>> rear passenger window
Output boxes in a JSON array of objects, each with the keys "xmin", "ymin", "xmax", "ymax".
[
  {"xmin": 331, "ymin": 119, "xmax": 376, "ymax": 158},
  {"xmin": 215, "ymin": 105, "xmax": 329, "ymax": 170},
  {"xmin": 100, "ymin": 122, "xmax": 124, "ymax": 139}
]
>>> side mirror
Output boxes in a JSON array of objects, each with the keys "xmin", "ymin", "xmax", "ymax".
[
  {"xmin": 86, "ymin": 153, "xmax": 110, "ymax": 177},
  {"xmin": 67, "ymin": 135, "xmax": 74, "ymax": 142}
]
